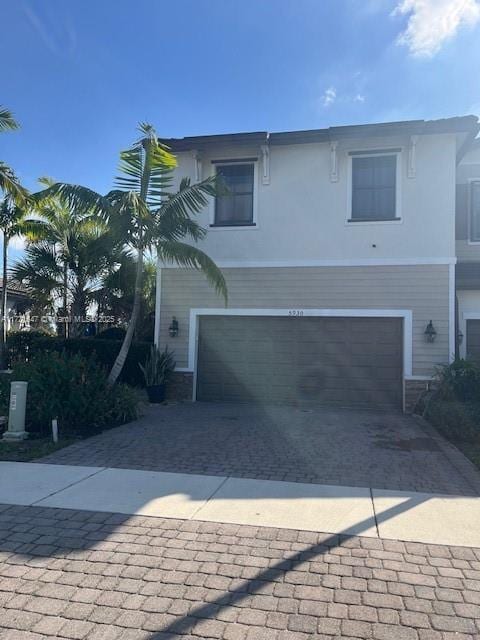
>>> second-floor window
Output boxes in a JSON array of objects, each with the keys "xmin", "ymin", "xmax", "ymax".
[
  {"xmin": 213, "ymin": 162, "xmax": 255, "ymax": 227},
  {"xmin": 470, "ymin": 181, "xmax": 480, "ymax": 242},
  {"xmin": 350, "ymin": 153, "xmax": 399, "ymax": 222}
]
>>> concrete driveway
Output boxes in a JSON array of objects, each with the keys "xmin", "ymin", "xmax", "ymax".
[{"xmin": 39, "ymin": 403, "xmax": 480, "ymax": 496}]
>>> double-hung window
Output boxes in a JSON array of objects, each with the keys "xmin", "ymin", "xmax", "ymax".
[
  {"xmin": 350, "ymin": 152, "xmax": 399, "ymax": 222},
  {"xmin": 213, "ymin": 162, "xmax": 255, "ymax": 227},
  {"xmin": 470, "ymin": 181, "xmax": 480, "ymax": 242}
]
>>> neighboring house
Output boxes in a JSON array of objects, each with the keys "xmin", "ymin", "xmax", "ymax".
[
  {"xmin": 155, "ymin": 116, "xmax": 480, "ymax": 412},
  {"xmin": 0, "ymin": 285, "xmax": 32, "ymax": 332},
  {"xmin": 456, "ymin": 137, "xmax": 480, "ymax": 363}
]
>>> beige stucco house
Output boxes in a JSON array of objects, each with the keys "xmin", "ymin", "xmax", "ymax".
[{"xmin": 155, "ymin": 116, "xmax": 480, "ymax": 412}]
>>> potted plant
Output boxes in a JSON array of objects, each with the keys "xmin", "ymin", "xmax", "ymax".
[{"xmin": 139, "ymin": 346, "xmax": 175, "ymax": 403}]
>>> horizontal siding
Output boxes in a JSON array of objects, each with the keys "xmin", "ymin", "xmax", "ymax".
[{"xmin": 158, "ymin": 265, "xmax": 450, "ymax": 377}]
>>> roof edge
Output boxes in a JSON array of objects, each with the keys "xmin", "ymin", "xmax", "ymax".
[{"xmin": 163, "ymin": 116, "xmax": 479, "ymax": 152}]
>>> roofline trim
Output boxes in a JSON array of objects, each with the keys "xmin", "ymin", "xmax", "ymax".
[{"xmin": 163, "ymin": 116, "xmax": 479, "ymax": 152}]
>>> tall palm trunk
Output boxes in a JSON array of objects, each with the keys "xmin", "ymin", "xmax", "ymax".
[
  {"xmin": 0, "ymin": 233, "xmax": 8, "ymax": 369},
  {"xmin": 107, "ymin": 249, "xmax": 143, "ymax": 386},
  {"xmin": 63, "ymin": 261, "xmax": 69, "ymax": 339},
  {"xmin": 107, "ymin": 137, "xmax": 151, "ymax": 386},
  {"xmin": 71, "ymin": 279, "xmax": 87, "ymax": 337}
]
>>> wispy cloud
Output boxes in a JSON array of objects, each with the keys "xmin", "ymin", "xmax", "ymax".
[
  {"xmin": 321, "ymin": 86, "xmax": 337, "ymax": 107},
  {"xmin": 317, "ymin": 83, "xmax": 367, "ymax": 113},
  {"xmin": 22, "ymin": 1, "xmax": 77, "ymax": 56},
  {"xmin": 393, "ymin": 0, "xmax": 480, "ymax": 57}
]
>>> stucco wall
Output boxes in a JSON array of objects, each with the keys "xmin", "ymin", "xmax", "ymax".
[
  {"xmin": 170, "ymin": 133, "xmax": 457, "ymax": 264},
  {"xmin": 157, "ymin": 265, "xmax": 450, "ymax": 377}
]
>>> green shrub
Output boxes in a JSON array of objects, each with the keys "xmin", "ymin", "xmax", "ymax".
[
  {"xmin": 11, "ymin": 351, "xmax": 140, "ymax": 437},
  {"xmin": 0, "ymin": 373, "xmax": 10, "ymax": 417},
  {"xmin": 7, "ymin": 335, "xmax": 151, "ymax": 387},
  {"xmin": 425, "ymin": 398, "xmax": 480, "ymax": 443},
  {"xmin": 139, "ymin": 346, "xmax": 176, "ymax": 386},
  {"xmin": 94, "ymin": 327, "xmax": 127, "ymax": 341},
  {"xmin": 435, "ymin": 358, "xmax": 480, "ymax": 402}
]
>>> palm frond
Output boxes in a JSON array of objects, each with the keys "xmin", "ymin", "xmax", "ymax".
[
  {"xmin": 19, "ymin": 219, "xmax": 50, "ymax": 242},
  {"xmin": 11, "ymin": 243, "xmax": 63, "ymax": 290},
  {"xmin": 115, "ymin": 123, "xmax": 176, "ymax": 206},
  {"xmin": 32, "ymin": 183, "xmax": 110, "ymax": 218},
  {"xmin": 0, "ymin": 197, "xmax": 36, "ymax": 239},
  {"xmin": 164, "ymin": 175, "xmax": 217, "ymax": 210},
  {"xmin": 0, "ymin": 107, "xmax": 19, "ymax": 132},
  {"xmin": 0, "ymin": 162, "xmax": 29, "ymax": 205},
  {"xmin": 157, "ymin": 241, "xmax": 227, "ymax": 302}
]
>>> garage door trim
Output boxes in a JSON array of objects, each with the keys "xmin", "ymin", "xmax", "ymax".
[{"xmin": 185, "ymin": 309, "xmax": 412, "ymax": 400}]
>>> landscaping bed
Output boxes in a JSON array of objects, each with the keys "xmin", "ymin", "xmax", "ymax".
[
  {"xmin": 0, "ymin": 435, "xmax": 76, "ymax": 462},
  {"xmin": 424, "ymin": 360, "xmax": 480, "ymax": 471},
  {"xmin": 0, "ymin": 350, "xmax": 142, "ymax": 460}
]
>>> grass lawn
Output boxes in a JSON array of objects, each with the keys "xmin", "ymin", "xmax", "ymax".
[{"xmin": 0, "ymin": 436, "xmax": 76, "ymax": 462}]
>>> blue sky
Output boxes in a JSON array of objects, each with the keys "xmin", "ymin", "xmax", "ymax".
[{"xmin": 1, "ymin": 0, "xmax": 480, "ymax": 204}]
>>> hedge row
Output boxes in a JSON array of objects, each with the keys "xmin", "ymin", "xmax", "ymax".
[
  {"xmin": 6, "ymin": 333, "xmax": 151, "ymax": 387},
  {"xmin": 0, "ymin": 352, "xmax": 140, "ymax": 437}
]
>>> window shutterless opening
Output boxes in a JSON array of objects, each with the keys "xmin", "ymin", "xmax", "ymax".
[
  {"xmin": 470, "ymin": 181, "xmax": 480, "ymax": 242},
  {"xmin": 350, "ymin": 153, "xmax": 398, "ymax": 222},
  {"xmin": 213, "ymin": 163, "xmax": 255, "ymax": 227}
]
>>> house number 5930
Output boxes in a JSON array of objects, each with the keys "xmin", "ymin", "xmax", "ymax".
[{"xmin": 288, "ymin": 310, "xmax": 304, "ymax": 316}]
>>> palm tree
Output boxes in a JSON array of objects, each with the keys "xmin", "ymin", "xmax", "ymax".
[
  {"xmin": 11, "ymin": 242, "xmax": 60, "ymax": 322},
  {"xmin": 0, "ymin": 106, "xmax": 28, "ymax": 205},
  {"xmin": 14, "ymin": 184, "xmax": 117, "ymax": 337},
  {"xmin": 95, "ymin": 254, "xmax": 157, "ymax": 340},
  {"xmin": 0, "ymin": 107, "xmax": 19, "ymax": 132},
  {"xmin": 0, "ymin": 197, "xmax": 40, "ymax": 366},
  {"xmin": 41, "ymin": 123, "xmax": 227, "ymax": 385}
]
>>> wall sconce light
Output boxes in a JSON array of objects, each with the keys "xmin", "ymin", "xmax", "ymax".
[
  {"xmin": 424, "ymin": 320, "xmax": 437, "ymax": 343},
  {"xmin": 168, "ymin": 316, "xmax": 179, "ymax": 338},
  {"xmin": 457, "ymin": 329, "xmax": 464, "ymax": 345}
]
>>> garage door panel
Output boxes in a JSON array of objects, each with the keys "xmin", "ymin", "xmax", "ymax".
[{"xmin": 197, "ymin": 316, "xmax": 403, "ymax": 409}]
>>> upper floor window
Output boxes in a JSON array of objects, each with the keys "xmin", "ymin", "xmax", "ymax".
[
  {"xmin": 350, "ymin": 153, "xmax": 399, "ymax": 222},
  {"xmin": 213, "ymin": 162, "xmax": 255, "ymax": 227},
  {"xmin": 470, "ymin": 181, "xmax": 480, "ymax": 242}
]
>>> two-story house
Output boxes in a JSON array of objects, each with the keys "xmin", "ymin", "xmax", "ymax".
[
  {"xmin": 456, "ymin": 137, "xmax": 480, "ymax": 362},
  {"xmin": 154, "ymin": 116, "xmax": 480, "ymax": 412}
]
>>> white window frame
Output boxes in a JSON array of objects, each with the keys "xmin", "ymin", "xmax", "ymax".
[
  {"xmin": 346, "ymin": 149, "xmax": 403, "ymax": 226},
  {"xmin": 460, "ymin": 312, "xmax": 480, "ymax": 360},
  {"xmin": 208, "ymin": 159, "xmax": 259, "ymax": 231},
  {"xmin": 467, "ymin": 178, "xmax": 480, "ymax": 245}
]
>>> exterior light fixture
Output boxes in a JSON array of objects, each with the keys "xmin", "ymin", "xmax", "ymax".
[
  {"xmin": 424, "ymin": 320, "xmax": 437, "ymax": 343},
  {"xmin": 168, "ymin": 316, "xmax": 179, "ymax": 338},
  {"xmin": 457, "ymin": 329, "xmax": 464, "ymax": 345}
]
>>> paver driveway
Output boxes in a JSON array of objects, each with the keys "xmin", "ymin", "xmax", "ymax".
[
  {"xmin": 40, "ymin": 403, "xmax": 480, "ymax": 496},
  {"xmin": 1, "ymin": 503, "xmax": 480, "ymax": 640}
]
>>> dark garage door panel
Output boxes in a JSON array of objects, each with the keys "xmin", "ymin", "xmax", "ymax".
[{"xmin": 196, "ymin": 316, "xmax": 403, "ymax": 409}]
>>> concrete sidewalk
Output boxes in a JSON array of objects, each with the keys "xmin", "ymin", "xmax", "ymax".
[{"xmin": 1, "ymin": 461, "xmax": 480, "ymax": 547}]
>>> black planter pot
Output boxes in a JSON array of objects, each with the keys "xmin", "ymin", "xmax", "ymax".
[{"xmin": 146, "ymin": 384, "xmax": 166, "ymax": 403}]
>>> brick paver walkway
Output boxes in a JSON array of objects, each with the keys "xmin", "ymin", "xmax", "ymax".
[
  {"xmin": 40, "ymin": 403, "xmax": 480, "ymax": 496},
  {"xmin": 0, "ymin": 503, "xmax": 479, "ymax": 639}
]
